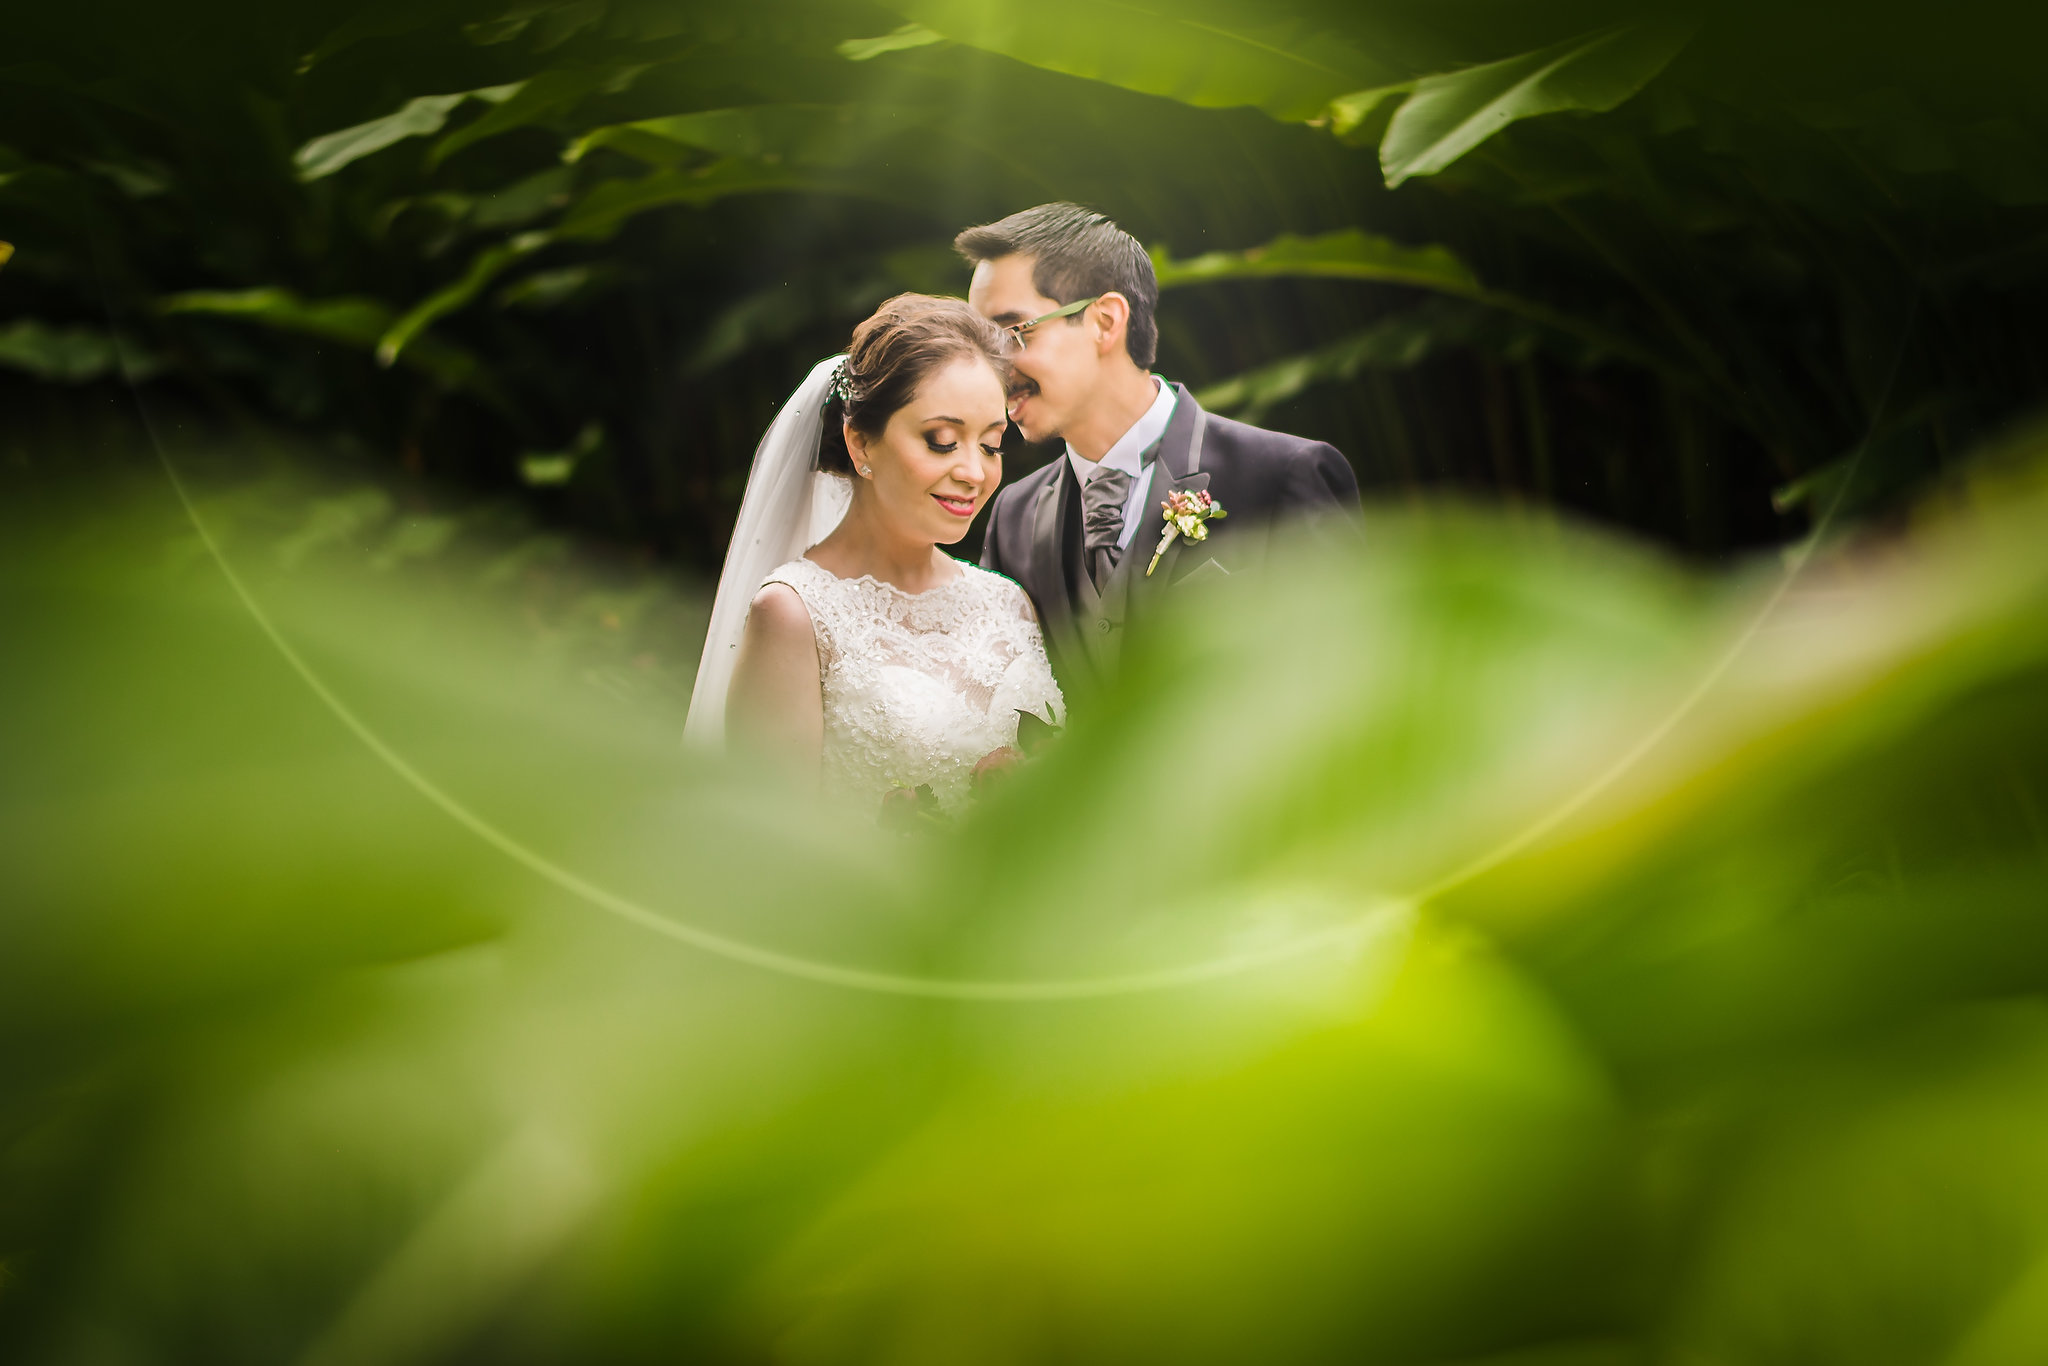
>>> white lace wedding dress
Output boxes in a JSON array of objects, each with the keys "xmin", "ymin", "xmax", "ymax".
[{"xmin": 761, "ymin": 557, "xmax": 1065, "ymax": 816}]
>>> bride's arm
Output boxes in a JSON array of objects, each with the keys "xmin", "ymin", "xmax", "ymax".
[{"xmin": 726, "ymin": 583, "xmax": 823, "ymax": 783}]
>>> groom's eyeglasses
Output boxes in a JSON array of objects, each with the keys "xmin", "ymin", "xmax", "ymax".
[{"xmin": 1005, "ymin": 295, "xmax": 1100, "ymax": 346}]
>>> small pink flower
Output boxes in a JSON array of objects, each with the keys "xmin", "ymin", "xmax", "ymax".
[
  {"xmin": 879, "ymin": 784, "xmax": 939, "ymax": 831},
  {"xmin": 1147, "ymin": 489, "xmax": 1228, "ymax": 576},
  {"xmin": 971, "ymin": 745, "xmax": 1024, "ymax": 793}
]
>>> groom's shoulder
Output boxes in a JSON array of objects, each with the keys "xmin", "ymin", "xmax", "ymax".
[
  {"xmin": 990, "ymin": 455, "xmax": 1063, "ymax": 514},
  {"xmin": 1198, "ymin": 409, "xmax": 1358, "ymax": 505},
  {"xmin": 1203, "ymin": 409, "xmax": 1333, "ymax": 463},
  {"xmin": 1011, "ymin": 455, "xmax": 1066, "ymax": 493}
]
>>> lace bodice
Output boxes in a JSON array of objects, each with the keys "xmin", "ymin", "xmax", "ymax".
[{"xmin": 762, "ymin": 557, "xmax": 1065, "ymax": 816}]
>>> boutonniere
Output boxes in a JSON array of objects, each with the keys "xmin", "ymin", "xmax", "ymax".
[{"xmin": 1146, "ymin": 489, "xmax": 1227, "ymax": 576}]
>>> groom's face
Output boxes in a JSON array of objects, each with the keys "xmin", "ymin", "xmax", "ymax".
[{"xmin": 968, "ymin": 254, "xmax": 1098, "ymax": 445}]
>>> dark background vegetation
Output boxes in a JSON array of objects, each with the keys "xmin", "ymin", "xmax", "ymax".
[{"xmin": 9, "ymin": 0, "xmax": 2048, "ymax": 566}]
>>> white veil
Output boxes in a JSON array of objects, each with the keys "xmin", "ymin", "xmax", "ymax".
[{"xmin": 684, "ymin": 354, "xmax": 853, "ymax": 747}]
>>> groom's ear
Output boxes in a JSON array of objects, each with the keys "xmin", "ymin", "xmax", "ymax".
[{"xmin": 1089, "ymin": 291, "xmax": 1131, "ymax": 357}]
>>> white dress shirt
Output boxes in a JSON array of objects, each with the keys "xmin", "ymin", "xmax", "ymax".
[{"xmin": 1065, "ymin": 376, "xmax": 1177, "ymax": 551}]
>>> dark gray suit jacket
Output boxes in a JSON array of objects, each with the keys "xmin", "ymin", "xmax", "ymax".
[{"xmin": 979, "ymin": 383, "xmax": 1359, "ymax": 694}]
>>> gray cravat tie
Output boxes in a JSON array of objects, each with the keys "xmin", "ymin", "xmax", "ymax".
[{"xmin": 1080, "ymin": 467, "xmax": 1133, "ymax": 592}]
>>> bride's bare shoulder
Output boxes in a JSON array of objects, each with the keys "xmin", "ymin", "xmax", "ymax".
[
  {"xmin": 745, "ymin": 580, "xmax": 814, "ymax": 641},
  {"xmin": 729, "ymin": 579, "xmax": 822, "ymax": 769}
]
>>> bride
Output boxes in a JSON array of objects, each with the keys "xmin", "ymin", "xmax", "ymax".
[{"xmin": 685, "ymin": 294, "xmax": 1065, "ymax": 816}]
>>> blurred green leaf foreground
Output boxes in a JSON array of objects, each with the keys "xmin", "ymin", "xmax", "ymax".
[{"xmin": 4, "ymin": 408, "xmax": 2048, "ymax": 1363}]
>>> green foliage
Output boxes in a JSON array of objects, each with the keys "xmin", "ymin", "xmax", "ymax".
[
  {"xmin": 431, "ymin": 65, "xmax": 656, "ymax": 166},
  {"xmin": 296, "ymin": 89, "xmax": 505, "ymax": 181},
  {"xmin": 1376, "ymin": 23, "xmax": 1695, "ymax": 186},
  {"xmin": 519, "ymin": 418, "xmax": 603, "ymax": 484},
  {"xmin": 159, "ymin": 288, "xmax": 498, "ymax": 400},
  {"xmin": 8, "ymin": 0, "xmax": 2048, "ymax": 558},
  {"xmin": 558, "ymin": 160, "xmax": 879, "ymax": 238},
  {"xmin": 0, "ymin": 319, "xmax": 156, "ymax": 382},
  {"xmin": 566, "ymin": 103, "xmax": 932, "ymax": 169},
  {"xmin": 376, "ymin": 233, "xmax": 553, "ymax": 365},
  {"xmin": 1156, "ymin": 228, "xmax": 1676, "ymax": 384},
  {"xmin": 886, "ymin": 0, "xmax": 1414, "ymax": 122},
  {"xmin": 1154, "ymin": 227, "xmax": 1482, "ymax": 295},
  {"xmin": 1194, "ymin": 301, "xmax": 1506, "ymax": 422},
  {"xmin": 835, "ymin": 22, "xmax": 943, "ymax": 63},
  {"xmin": 4, "ymin": 422, "xmax": 2047, "ymax": 1360},
  {"xmin": 160, "ymin": 287, "xmax": 397, "ymax": 346}
]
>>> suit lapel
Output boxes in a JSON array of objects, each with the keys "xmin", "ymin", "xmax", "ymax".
[
  {"xmin": 1025, "ymin": 460, "xmax": 1070, "ymax": 614},
  {"xmin": 1102, "ymin": 386, "xmax": 1211, "ymax": 621},
  {"xmin": 1024, "ymin": 458, "xmax": 1098, "ymax": 693}
]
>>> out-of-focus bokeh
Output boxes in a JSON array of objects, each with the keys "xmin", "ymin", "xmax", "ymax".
[{"xmin": 6, "ymin": 1, "xmax": 2048, "ymax": 1362}]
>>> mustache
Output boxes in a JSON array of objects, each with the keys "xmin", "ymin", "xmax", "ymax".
[{"xmin": 1006, "ymin": 376, "xmax": 1040, "ymax": 402}]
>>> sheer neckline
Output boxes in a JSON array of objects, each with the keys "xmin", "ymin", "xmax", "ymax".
[
  {"xmin": 797, "ymin": 554, "xmax": 971, "ymax": 600},
  {"xmin": 761, "ymin": 554, "xmax": 1064, "ymax": 817}
]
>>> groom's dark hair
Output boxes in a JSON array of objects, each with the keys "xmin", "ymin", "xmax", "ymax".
[{"xmin": 955, "ymin": 203, "xmax": 1159, "ymax": 369}]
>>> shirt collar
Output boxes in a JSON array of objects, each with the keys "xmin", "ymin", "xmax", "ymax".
[{"xmin": 1066, "ymin": 376, "xmax": 1177, "ymax": 481}]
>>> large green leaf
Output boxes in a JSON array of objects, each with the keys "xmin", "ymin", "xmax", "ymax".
[
  {"xmin": 568, "ymin": 105, "xmax": 843, "ymax": 166},
  {"xmin": 565, "ymin": 104, "xmax": 932, "ymax": 169},
  {"xmin": 884, "ymin": 0, "xmax": 1410, "ymax": 122},
  {"xmin": 160, "ymin": 287, "xmax": 484, "ymax": 390},
  {"xmin": 295, "ymin": 85, "xmax": 523, "ymax": 181},
  {"xmin": 375, "ymin": 234, "xmax": 552, "ymax": 365},
  {"xmin": 470, "ymin": 166, "xmax": 577, "ymax": 228},
  {"xmin": 466, "ymin": 0, "xmax": 606, "ymax": 49},
  {"xmin": 1194, "ymin": 302, "xmax": 1497, "ymax": 422},
  {"xmin": 684, "ymin": 246, "xmax": 962, "ymax": 373},
  {"xmin": 837, "ymin": 23, "xmax": 945, "ymax": 62},
  {"xmin": 495, "ymin": 262, "xmax": 624, "ymax": 311},
  {"xmin": 552, "ymin": 158, "xmax": 881, "ymax": 239},
  {"xmin": 1154, "ymin": 227, "xmax": 1481, "ymax": 295},
  {"xmin": 11, "ymin": 407, "xmax": 2048, "ymax": 1362},
  {"xmin": 161, "ymin": 288, "xmax": 394, "ymax": 347},
  {"xmin": 430, "ymin": 65, "xmax": 656, "ymax": 167},
  {"xmin": 1323, "ymin": 83, "xmax": 1412, "ymax": 145},
  {"xmin": 378, "ymin": 148, "xmax": 893, "ymax": 362},
  {"xmin": 0, "ymin": 319, "xmax": 158, "ymax": 382},
  {"xmin": 297, "ymin": 0, "xmax": 483, "ymax": 71},
  {"xmin": 1156, "ymin": 228, "xmax": 1677, "ymax": 379},
  {"xmin": 1379, "ymin": 23, "xmax": 1693, "ymax": 187}
]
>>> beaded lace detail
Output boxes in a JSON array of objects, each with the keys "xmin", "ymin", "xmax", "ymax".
[{"xmin": 762, "ymin": 557, "xmax": 1066, "ymax": 817}]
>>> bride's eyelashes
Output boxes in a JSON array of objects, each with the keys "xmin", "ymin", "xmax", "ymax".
[
  {"xmin": 921, "ymin": 436, "xmax": 1001, "ymax": 457},
  {"xmin": 920, "ymin": 439, "xmax": 1003, "ymax": 456}
]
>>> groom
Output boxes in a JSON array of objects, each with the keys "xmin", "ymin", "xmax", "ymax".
[{"xmin": 960, "ymin": 203, "xmax": 1360, "ymax": 694}]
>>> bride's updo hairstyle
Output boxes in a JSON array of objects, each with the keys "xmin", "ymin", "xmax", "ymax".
[{"xmin": 818, "ymin": 294, "xmax": 1014, "ymax": 476}]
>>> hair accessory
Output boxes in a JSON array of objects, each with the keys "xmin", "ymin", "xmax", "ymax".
[{"xmin": 827, "ymin": 357, "xmax": 855, "ymax": 405}]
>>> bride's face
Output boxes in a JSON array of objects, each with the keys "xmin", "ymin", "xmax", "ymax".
[{"xmin": 847, "ymin": 356, "xmax": 1008, "ymax": 546}]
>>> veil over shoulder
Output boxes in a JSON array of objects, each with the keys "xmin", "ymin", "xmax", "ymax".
[{"xmin": 683, "ymin": 354, "xmax": 852, "ymax": 747}]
